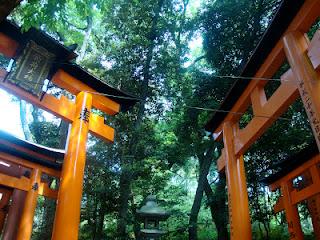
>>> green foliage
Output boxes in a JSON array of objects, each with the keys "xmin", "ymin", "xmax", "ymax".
[{"xmin": 9, "ymin": 0, "xmax": 320, "ymax": 239}]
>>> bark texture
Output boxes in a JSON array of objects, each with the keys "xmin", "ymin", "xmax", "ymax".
[
  {"xmin": 204, "ymin": 174, "xmax": 228, "ymax": 240},
  {"xmin": 19, "ymin": 100, "xmax": 35, "ymax": 142},
  {"xmin": 37, "ymin": 120, "xmax": 69, "ymax": 240},
  {"xmin": 188, "ymin": 146, "xmax": 214, "ymax": 240},
  {"xmin": 116, "ymin": 1, "xmax": 164, "ymax": 238},
  {"xmin": 78, "ymin": 16, "xmax": 93, "ymax": 61}
]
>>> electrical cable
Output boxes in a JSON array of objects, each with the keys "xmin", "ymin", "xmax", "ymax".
[
  {"xmin": 185, "ymin": 106, "xmax": 292, "ymax": 121},
  {"xmin": 83, "ymin": 90, "xmax": 143, "ymax": 101},
  {"xmin": 1, "ymin": 61, "xmax": 298, "ymax": 121},
  {"xmin": 211, "ymin": 74, "xmax": 283, "ymax": 82},
  {"xmin": 0, "ymin": 80, "xmax": 294, "ymax": 121}
]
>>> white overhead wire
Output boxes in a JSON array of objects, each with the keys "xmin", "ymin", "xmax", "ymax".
[{"xmin": 3, "ymin": 60, "xmax": 296, "ymax": 121}]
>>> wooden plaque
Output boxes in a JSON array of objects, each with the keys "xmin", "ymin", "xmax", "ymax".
[{"xmin": 7, "ymin": 40, "xmax": 55, "ymax": 97}]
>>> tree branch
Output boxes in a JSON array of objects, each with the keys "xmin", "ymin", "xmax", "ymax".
[
  {"xmin": 186, "ymin": 54, "xmax": 207, "ymax": 69},
  {"xmin": 66, "ymin": 20, "xmax": 87, "ymax": 31}
]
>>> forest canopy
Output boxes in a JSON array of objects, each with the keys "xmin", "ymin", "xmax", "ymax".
[{"xmin": 0, "ymin": 0, "xmax": 319, "ymax": 239}]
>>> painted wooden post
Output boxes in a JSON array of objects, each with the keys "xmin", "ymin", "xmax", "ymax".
[
  {"xmin": 52, "ymin": 91, "xmax": 92, "ymax": 240},
  {"xmin": 281, "ymin": 182, "xmax": 304, "ymax": 240},
  {"xmin": 283, "ymin": 31, "xmax": 320, "ymax": 150},
  {"xmin": 307, "ymin": 194, "xmax": 320, "ymax": 239},
  {"xmin": 0, "ymin": 188, "xmax": 11, "ymax": 234},
  {"xmin": 300, "ymin": 168, "xmax": 320, "ymax": 239},
  {"xmin": 0, "ymin": 210, "xmax": 5, "ymax": 235},
  {"xmin": 223, "ymin": 122, "xmax": 252, "ymax": 240},
  {"xmin": 2, "ymin": 189, "xmax": 26, "ymax": 240},
  {"xmin": 308, "ymin": 165, "xmax": 320, "ymax": 239},
  {"xmin": 16, "ymin": 169, "xmax": 42, "ymax": 240}
]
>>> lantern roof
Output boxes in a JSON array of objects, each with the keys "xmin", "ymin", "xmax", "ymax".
[
  {"xmin": 0, "ymin": 129, "xmax": 64, "ymax": 170},
  {"xmin": 205, "ymin": 0, "xmax": 305, "ymax": 132},
  {"xmin": 137, "ymin": 195, "xmax": 170, "ymax": 220},
  {"xmin": 0, "ymin": 20, "xmax": 138, "ymax": 111}
]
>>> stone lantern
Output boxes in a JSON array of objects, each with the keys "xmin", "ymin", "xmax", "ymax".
[{"xmin": 137, "ymin": 195, "xmax": 170, "ymax": 240}]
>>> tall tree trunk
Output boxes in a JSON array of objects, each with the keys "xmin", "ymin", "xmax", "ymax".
[
  {"xmin": 19, "ymin": 100, "xmax": 35, "ymax": 141},
  {"xmin": 117, "ymin": 168, "xmax": 132, "ymax": 239},
  {"xmin": 130, "ymin": 194, "xmax": 140, "ymax": 239},
  {"xmin": 78, "ymin": 16, "xmax": 93, "ymax": 61},
  {"xmin": 95, "ymin": 194, "xmax": 107, "ymax": 240},
  {"xmin": 188, "ymin": 148, "xmax": 214, "ymax": 240},
  {"xmin": 241, "ymin": 1, "xmax": 264, "ymax": 64},
  {"xmin": 92, "ymin": 195, "xmax": 99, "ymax": 240},
  {"xmin": 204, "ymin": 174, "xmax": 228, "ymax": 240},
  {"xmin": 0, "ymin": 0, "xmax": 20, "ymax": 21},
  {"xmin": 116, "ymin": 0, "xmax": 164, "ymax": 238},
  {"xmin": 58, "ymin": 120, "xmax": 69, "ymax": 149},
  {"xmin": 38, "ymin": 120, "xmax": 69, "ymax": 239}
]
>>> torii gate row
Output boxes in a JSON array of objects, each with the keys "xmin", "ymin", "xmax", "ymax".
[
  {"xmin": 263, "ymin": 144, "xmax": 320, "ymax": 239},
  {"xmin": 0, "ymin": 129, "xmax": 64, "ymax": 240},
  {"xmin": 0, "ymin": 19, "xmax": 137, "ymax": 240},
  {"xmin": 205, "ymin": 0, "xmax": 320, "ymax": 239}
]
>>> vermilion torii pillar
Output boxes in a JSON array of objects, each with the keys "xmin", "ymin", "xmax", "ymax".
[
  {"xmin": 17, "ymin": 169, "xmax": 42, "ymax": 240},
  {"xmin": 0, "ymin": 188, "xmax": 11, "ymax": 233},
  {"xmin": 2, "ymin": 189, "xmax": 26, "ymax": 240},
  {"xmin": 280, "ymin": 182, "xmax": 304, "ymax": 240},
  {"xmin": 52, "ymin": 92, "xmax": 92, "ymax": 240},
  {"xmin": 283, "ymin": 31, "xmax": 320, "ymax": 149},
  {"xmin": 303, "ymin": 170, "xmax": 320, "ymax": 239},
  {"xmin": 223, "ymin": 122, "xmax": 251, "ymax": 240},
  {"xmin": 307, "ymin": 195, "xmax": 320, "ymax": 239}
]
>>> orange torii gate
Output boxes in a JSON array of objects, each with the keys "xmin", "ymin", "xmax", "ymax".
[
  {"xmin": 205, "ymin": 0, "xmax": 320, "ymax": 239},
  {"xmin": 263, "ymin": 143, "xmax": 320, "ymax": 239},
  {"xmin": 0, "ymin": 129, "xmax": 64, "ymax": 240},
  {"xmin": 0, "ymin": 17, "xmax": 137, "ymax": 240}
]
